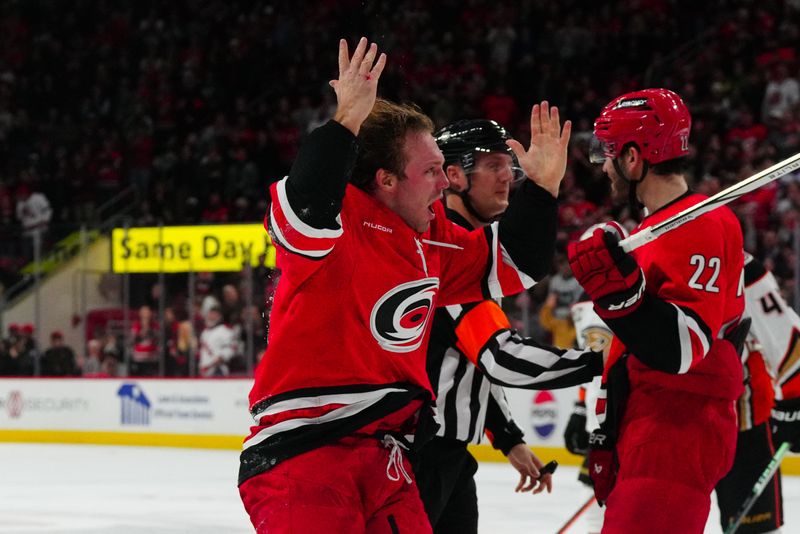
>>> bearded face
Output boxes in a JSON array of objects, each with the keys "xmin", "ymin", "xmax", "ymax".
[{"xmin": 602, "ymin": 157, "xmax": 635, "ymax": 205}]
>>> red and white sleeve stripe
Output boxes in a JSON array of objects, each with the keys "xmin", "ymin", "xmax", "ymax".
[
  {"xmin": 672, "ymin": 303, "xmax": 713, "ymax": 374},
  {"xmin": 488, "ymin": 222, "xmax": 536, "ymax": 297},
  {"xmin": 267, "ymin": 177, "xmax": 343, "ymax": 259}
]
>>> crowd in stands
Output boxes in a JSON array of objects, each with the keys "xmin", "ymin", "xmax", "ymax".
[
  {"xmin": 0, "ymin": 258, "xmax": 275, "ymax": 376},
  {"xmin": 0, "ymin": 0, "xmax": 799, "ymax": 373}
]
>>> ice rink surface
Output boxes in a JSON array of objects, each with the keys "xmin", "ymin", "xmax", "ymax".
[{"xmin": 1, "ymin": 443, "xmax": 798, "ymax": 533}]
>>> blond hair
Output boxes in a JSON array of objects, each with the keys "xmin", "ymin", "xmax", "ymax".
[{"xmin": 350, "ymin": 98, "xmax": 435, "ymax": 192}]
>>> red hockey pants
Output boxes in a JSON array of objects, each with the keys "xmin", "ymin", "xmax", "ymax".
[
  {"xmin": 601, "ymin": 386, "xmax": 738, "ymax": 534},
  {"xmin": 239, "ymin": 435, "xmax": 432, "ymax": 534}
]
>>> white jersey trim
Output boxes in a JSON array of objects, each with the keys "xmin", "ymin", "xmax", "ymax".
[
  {"xmin": 673, "ymin": 303, "xmax": 711, "ymax": 374},
  {"xmin": 245, "ymin": 387, "xmax": 408, "ymax": 450},
  {"xmin": 269, "ymin": 206, "xmax": 334, "ymax": 258},
  {"xmin": 275, "ymin": 177, "xmax": 344, "ymax": 240},
  {"xmin": 252, "ymin": 386, "xmax": 408, "ymax": 421}
]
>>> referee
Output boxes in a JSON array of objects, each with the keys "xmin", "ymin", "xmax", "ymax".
[{"xmin": 413, "ymin": 118, "xmax": 603, "ymax": 533}]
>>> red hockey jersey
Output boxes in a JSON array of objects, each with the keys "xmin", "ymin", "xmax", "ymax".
[
  {"xmin": 625, "ymin": 193, "xmax": 745, "ymax": 399},
  {"xmin": 239, "ymin": 177, "xmax": 537, "ymax": 482}
]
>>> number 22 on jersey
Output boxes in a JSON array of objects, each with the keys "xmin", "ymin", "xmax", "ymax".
[{"xmin": 688, "ymin": 254, "xmax": 721, "ymax": 293}]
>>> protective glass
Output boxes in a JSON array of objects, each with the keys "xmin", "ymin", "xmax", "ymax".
[
  {"xmin": 589, "ymin": 136, "xmax": 614, "ymax": 164},
  {"xmin": 467, "ymin": 160, "xmax": 527, "ymax": 184},
  {"xmin": 510, "ymin": 166, "xmax": 527, "ymax": 184}
]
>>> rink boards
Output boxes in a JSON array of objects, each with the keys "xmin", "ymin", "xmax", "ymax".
[{"xmin": 0, "ymin": 378, "xmax": 798, "ymax": 474}]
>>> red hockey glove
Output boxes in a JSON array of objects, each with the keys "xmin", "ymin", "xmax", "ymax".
[
  {"xmin": 567, "ymin": 228, "xmax": 645, "ymax": 319},
  {"xmin": 587, "ymin": 428, "xmax": 618, "ymax": 505}
]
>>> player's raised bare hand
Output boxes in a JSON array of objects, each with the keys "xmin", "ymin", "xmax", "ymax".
[
  {"xmin": 507, "ymin": 101, "xmax": 572, "ymax": 198},
  {"xmin": 330, "ymin": 37, "xmax": 387, "ymax": 136}
]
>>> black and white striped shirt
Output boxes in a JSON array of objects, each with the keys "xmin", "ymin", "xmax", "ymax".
[
  {"xmin": 425, "ymin": 211, "xmax": 604, "ymax": 448},
  {"xmin": 427, "ymin": 301, "xmax": 604, "ymax": 447}
]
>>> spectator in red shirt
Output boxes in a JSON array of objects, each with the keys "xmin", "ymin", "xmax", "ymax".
[
  {"xmin": 725, "ymin": 109, "xmax": 768, "ymax": 159},
  {"xmin": 480, "ymin": 82, "xmax": 517, "ymax": 128},
  {"xmin": 201, "ymin": 192, "xmax": 229, "ymax": 223},
  {"xmin": 130, "ymin": 305, "xmax": 159, "ymax": 376}
]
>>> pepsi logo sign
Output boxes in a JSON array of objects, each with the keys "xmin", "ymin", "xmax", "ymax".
[{"xmin": 529, "ymin": 390, "xmax": 558, "ymax": 439}]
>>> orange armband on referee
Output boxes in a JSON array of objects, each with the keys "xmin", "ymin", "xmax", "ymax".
[{"xmin": 454, "ymin": 300, "xmax": 511, "ymax": 366}]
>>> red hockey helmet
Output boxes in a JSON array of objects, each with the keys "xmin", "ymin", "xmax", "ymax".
[{"xmin": 590, "ymin": 88, "xmax": 691, "ymax": 165}]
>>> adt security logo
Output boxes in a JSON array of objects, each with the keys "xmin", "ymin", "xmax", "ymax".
[
  {"xmin": 117, "ymin": 383, "xmax": 151, "ymax": 425},
  {"xmin": 529, "ymin": 391, "xmax": 558, "ymax": 439},
  {"xmin": 5, "ymin": 391, "xmax": 23, "ymax": 418}
]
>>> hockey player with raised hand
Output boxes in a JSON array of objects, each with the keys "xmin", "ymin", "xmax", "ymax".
[
  {"xmin": 565, "ymin": 251, "xmax": 799, "ymax": 534},
  {"xmin": 238, "ymin": 37, "xmax": 575, "ymax": 533},
  {"xmin": 567, "ymin": 88, "xmax": 747, "ymax": 533},
  {"xmin": 414, "ymin": 119, "xmax": 605, "ymax": 534}
]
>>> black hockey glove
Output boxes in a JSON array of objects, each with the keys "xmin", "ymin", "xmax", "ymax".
[
  {"xmin": 771, "ymin": 397, "xmax": 800, "ymax": 453},
  {"xmin": 724, "ymin": 318, "xmax": 751, "ymax": 358},
  {"xmin": 563, "ymin": 401, "xmax": 589, "ymax": 455}
]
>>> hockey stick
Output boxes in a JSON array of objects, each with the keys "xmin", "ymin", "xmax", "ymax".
[
  {"xmin": 556, "ymin": 494, "xmax": 597, "ymax": 534},
  {"xmin": 619, "ymin": 152, "xmax": 800, "ymax": 252},
  {"xmin": 723, "ymin": 441, "xmax": 791, "ymax": 534}
]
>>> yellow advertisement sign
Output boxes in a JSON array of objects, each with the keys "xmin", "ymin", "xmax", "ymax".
[{"xmin": 111, "ymin": 224, "xmax": 275, "ymax": 273}]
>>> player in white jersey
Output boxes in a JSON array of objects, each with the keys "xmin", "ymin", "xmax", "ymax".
[
  {"xmin": 198, "ymin": 306, "xmax": 236, "ymax": 377},
  {"xmin": 715, "ymin": 253, "xmax": 800, "ymax": 533},
  {"xmin": 743, "ymin": 253, "xmax": 800, "ymax": 404}
]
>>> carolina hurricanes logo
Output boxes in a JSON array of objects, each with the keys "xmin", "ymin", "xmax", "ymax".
[{"xmin": 370, "ymin": 278, "xmax": 440, "ymax": 353}]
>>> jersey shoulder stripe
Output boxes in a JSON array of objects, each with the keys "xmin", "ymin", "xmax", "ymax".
[
  {"xmin": 744, "ymin": 253, "xmax": 768, "ymax": 286},
  {"xmin": 268, "ymin": 177, "xmax": 343, "ymax": 258}
]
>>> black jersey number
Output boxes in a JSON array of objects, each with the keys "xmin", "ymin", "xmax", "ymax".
[
  {"xmin": 760, "ymin": 291, "xmax": 783, "ymax": 315},
  {"xmin": 688, "ymin": 254, "xmax": 721, "ymax": 293}
]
